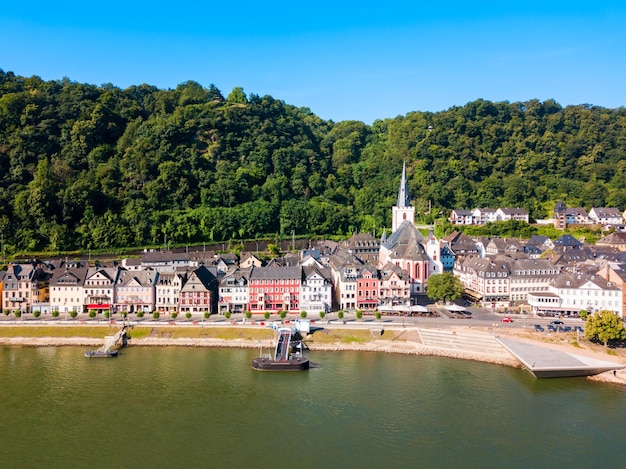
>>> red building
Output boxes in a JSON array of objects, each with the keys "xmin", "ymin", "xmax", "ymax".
[
  {"xmin": 248, "ymin": 266, "xmax": 301, "ymax": 313},
  {"xmin": 356, "ymin": 266, "xmax": 379, "ymax": 310}
]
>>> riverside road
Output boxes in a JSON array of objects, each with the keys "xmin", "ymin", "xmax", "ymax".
[{"xmin": 0, "ymin": 307, "xmax": 585, "ymax": 331}]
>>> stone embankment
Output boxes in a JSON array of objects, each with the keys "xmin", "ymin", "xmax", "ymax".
[{"xmin": 2, "ymin": 326, "xmax": 625, "ymax": 386}]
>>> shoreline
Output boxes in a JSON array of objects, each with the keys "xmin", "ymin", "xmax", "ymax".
[{"xmin": 2, "ymin": 328, "xmax": 625, "ymax": 386}]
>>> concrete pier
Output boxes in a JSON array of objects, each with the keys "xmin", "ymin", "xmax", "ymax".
[{"xmin": 496, "ymin": 337, "xmax": 625, "ymax": 378}]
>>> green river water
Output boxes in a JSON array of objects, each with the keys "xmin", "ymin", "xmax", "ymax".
[{"xmin": 1, "ymin": 346, "xmax": 624, "ymax": 468}]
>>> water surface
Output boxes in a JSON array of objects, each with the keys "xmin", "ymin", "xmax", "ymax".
[{"xmin": 1, "ymin": 347, "xmax": 624, "ymax": 468}]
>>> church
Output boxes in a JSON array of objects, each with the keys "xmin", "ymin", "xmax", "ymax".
[{"xmin": 378, "ymin": 162, "xmax": 443, "ymax": 298}]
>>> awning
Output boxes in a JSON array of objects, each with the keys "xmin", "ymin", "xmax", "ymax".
[
  {"xmin": 87, "ymin": 304, "xmax": 110, "ymax": 309},
  {"xmin": 446, "ymin": 304, "xmax": 466, "ymax": 312},
  {"xmin": 464, "ymin": 290, "xmax": 483, "ymax": 300}
]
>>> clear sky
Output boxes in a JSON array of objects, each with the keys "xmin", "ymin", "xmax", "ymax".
[{"xmin": 2, "ymin": 1, "xmax": 625, "ymax": 123}]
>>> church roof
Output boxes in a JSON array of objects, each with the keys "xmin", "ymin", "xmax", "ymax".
[{"xmin": 381, "ymin": 221, "xmax": 428, "ymax": 261}]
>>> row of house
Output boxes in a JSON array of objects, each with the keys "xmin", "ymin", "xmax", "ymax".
[
  {"xmin": 449, "ymin": 204, "xmax": 626, "ymax": 230},
  {"xmin": 449, "ymin": 207, "xmax": 530, "ymax": 225},
  {"xmin": 0, "ymin": 260, "xmax": 220, "ymax": 316},
  {"xmin": 553, "ymin": 202, "xmax": 625, "ymax": 230},
  {"xmin": 448, "ymin": 229, "xmax": 626, "ymax": 317},
  {"xmin": 0, "ymin": 250, "xmax": 410, "ymax": 317},
  {"xmin": 2, "ymin": 164, "xmax": 625, "ymax": 319}
]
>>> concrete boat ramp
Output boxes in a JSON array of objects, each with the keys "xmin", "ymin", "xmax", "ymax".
[{"xmin": 496, "ymin": 336, "xmax": 625, "ymax": 378}]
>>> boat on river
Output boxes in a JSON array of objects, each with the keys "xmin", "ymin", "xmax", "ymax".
[{"xmin": 252, "ymin": 327, "xmax": 309, "ymax": 371}]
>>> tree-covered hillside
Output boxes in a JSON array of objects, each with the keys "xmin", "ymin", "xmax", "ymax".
[{"xmin": 1, "ymin": 69, "xmax": 625, "ymax": 253}]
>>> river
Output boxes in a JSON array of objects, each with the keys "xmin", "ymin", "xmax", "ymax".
[{"xmin": 1, "ymin": 346, "xmax": 624, "ymax": 468}]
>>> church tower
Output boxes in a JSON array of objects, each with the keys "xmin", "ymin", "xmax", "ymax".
[{"xmin": 392, "ymin": 161, "xmax": 415, "ymax": 232}]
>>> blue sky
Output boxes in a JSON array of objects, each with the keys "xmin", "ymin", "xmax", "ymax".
[{"xmin": 2, "ymin": 1, "xmax": 625, "ymax": 123}]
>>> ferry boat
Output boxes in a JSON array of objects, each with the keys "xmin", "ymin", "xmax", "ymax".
[{"xmin": 252, "ymin": 327, "xmax": 309, "ymax": 371}]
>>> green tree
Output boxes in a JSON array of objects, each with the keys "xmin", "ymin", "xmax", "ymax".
[
  {"xmin": 264, "ymin": 311, "xmax": 270, "ymax": 320},
  {"xmin": 426, "ymin": 272, "xmax": 465, "ymax": 303},
  {"xmin": 153, "ymin": 311, "xmax": 160, "ymax": 320},
  {"xmin": 186, "ymin": 312, "xmax": 192, "ymax": 320},
  {"xmin": 585, "ymin": 310, "xmax": 626, "ymax": 346},
  {"xmin": 227, "ymin": 87, "xmax": 247, "ymax": 104},
  {"xmin": 224, "ymin": 311, "xmax": 231, "ymax": 319},
  {"xmin": 279, "ymin": 310, "xmax": 287, "ymax": 320},
  {"xmin": 356, "ymin": 310, "xmax": 363, "ymax": 319},
  {"xmin": 300, "ymin": 310, "xmax": 307, "ymax": 319}
]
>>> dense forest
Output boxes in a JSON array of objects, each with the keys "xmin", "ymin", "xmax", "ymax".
[{"xmin": 1, "ymin": 69, "xmax": 625, "ymax": 253}]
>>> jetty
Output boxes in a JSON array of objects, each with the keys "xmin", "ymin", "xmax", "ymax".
[
  {"xmin": 84, "ymin": 324, "xmax": 129, "ymax": 358},
  {"xmin": 252, "ymin": 327, "xmax": 309, "ymax": 371},
  {"xmin": 496, "ymin": 336, "xmax": 625, "ymax": 378}
]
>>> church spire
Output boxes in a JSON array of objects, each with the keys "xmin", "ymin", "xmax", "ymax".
[
  {"xmin": 391, "ymin": 161, "xmax": 415, "ymax": 232},
  {"xmin": 397, "ymin": 161, "xmax": 410, "ymax": 207}
]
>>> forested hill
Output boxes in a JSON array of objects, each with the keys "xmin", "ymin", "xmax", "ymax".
[{"xmin": 1, "ymin": 69, "xmax": 625, "ymax": 253}]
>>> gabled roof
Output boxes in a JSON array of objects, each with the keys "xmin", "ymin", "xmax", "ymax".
[
  {"xmin": 181, "ymin": 265, "xmax": 219, "ymax": 292},
  {"xmin": 554, "ymin": 234, "xmax": 583, "ymax": 248},
  {"xmin": 597, "ymin": 231, "xmax": 626, "ymax": 245},
  {"xmin": 117, "ymin": 269, "xmax": 157, "ymax": 287},
  {"xmin": 50, "ymin": 267, "xmax": 89, "ymax": 286}
]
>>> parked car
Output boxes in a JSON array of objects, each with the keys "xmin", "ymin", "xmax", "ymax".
[
  {"xmin": 501, "ymin": 317, "xmax": 513, "ymax": 323},
  {"xmin": 547, "ymin": 324, "xmax": 557, "ymax": 332},
  {"xmin": 550, "ymin": 320, "xmax": 564, "ymax": 325},
  {"xmin": 574, "ymin": 326, "xmax": 584, "ymax": 333},
  {"xmin": 534, "ymin": 324, "xmax": 545, "ymax": 332},
  {"xmin": 564, "ymin": 326, "xmax": 572, "ymax": 332},
  {"xmin": 558, "ymin": 326, "xmax": 566, "ymax": 333}
]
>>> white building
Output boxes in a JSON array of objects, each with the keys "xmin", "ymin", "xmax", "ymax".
[
  {"xmin": 300, "ymin": 265, "xmax": 333, "ymax": 314},
  {"xmin": 528, "ymin": 273, "xmax": 622, "ymax": 317}
]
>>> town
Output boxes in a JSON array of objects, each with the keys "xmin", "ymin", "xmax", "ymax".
[{"xmin": 2, "ymin": 165, "xmax": 626, "ymax": 321}]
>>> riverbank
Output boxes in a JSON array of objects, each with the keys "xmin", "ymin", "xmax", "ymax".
[{"xmin": 1, "ymin": 324, "xmax": 625, "ymax": 386}]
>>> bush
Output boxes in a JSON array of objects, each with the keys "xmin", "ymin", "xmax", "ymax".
[
  {"xmin": 88, "ymin": 310, "xmax": 96, "ymax": 319},
  {"xmin": 245, "ymin": 311, "xmax": 252, "ymax": 320},
  {"xmin": 104, "ymin": 311, "xmax": 110, "ymax": 319},
  {"xmin": 279, "ymin": 310, "xmax": 287, "ymax": 319},
  {"xmin": 204, "ymin": 312, "xmax": 210, "ymax": 319},
  {"xmin": 121, "ymin": 312, "xmax": 127, "ymax": 319},
  {"xmin": 300, "ymin": 310, "xmax": 307, "ymax": 319},
  {"xmin": 3, "ymin": 310, "xmax": 9, "ymax": 316},
  {"xmin": 69, "ymin": 311, "xmax": 78, "ymax": 319},
  {"xmin": 224, "ymin": 311, "xmax": 231, "ymax": 319},
  {"xmin": 52, "ymin": 311, "xmax": 59, "ymax": 318},
  {"xmin": 33, "ymin": 310, "xmax": 41, "ymax": 319},
  {"xmin": 171, "ymin": 312, "xmax": 178, "ymax": 319},
  {"xmin": 264, "ymin": 311, "xmax": 270, "ymax": 320},
  {"xmin": 153, "ymin": 311, "xmax": 160, "ymax": 320},
  {"xmin": 356, "ymin": 310, "xmax": 363, "ymax": 319},
  {"xmin": 375, "ymin": 311, "xmax": 382, "ymax": 320},
  {"xmin": 337, "ymin": 310, "xmax": 344, "ymax": 319},
  {"xmin": 186, "ymin": 312, "xmax": 192, "ymax": 320},
  {"xmin": 319, "ymin": 311, "xmax": 326, "ymax": 319},
  {"xmin": 137, "ymin": 311, "xmax": 144, "ymax": 318},
  {"xmin": 14, "ymin": 310, "xmax": 21, "ymax": 318}
]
